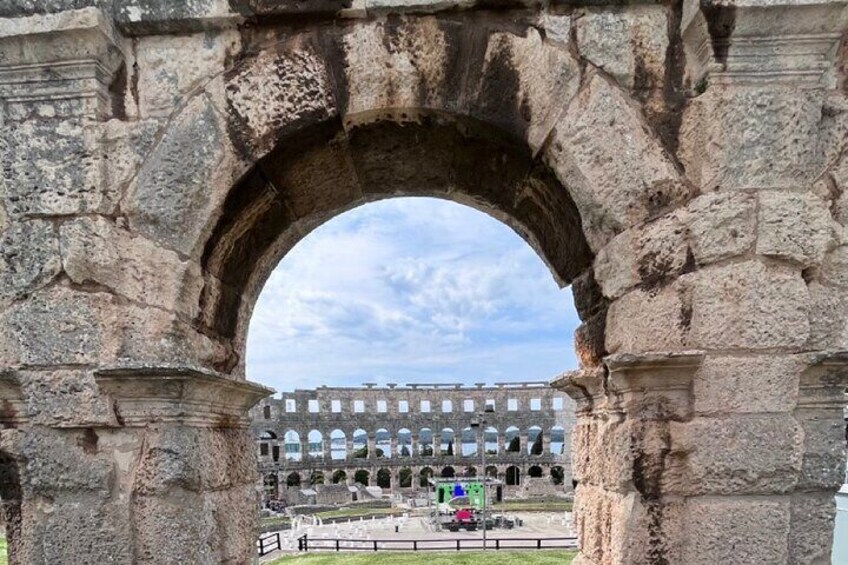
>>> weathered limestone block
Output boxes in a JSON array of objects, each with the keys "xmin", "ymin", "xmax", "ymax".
[
  {"xmin": 220, "ymin": 36, "xmax": 337, "ymax": 160},
  {"xmin": 593, "ymin": 212, "xmax": 688, "ymax": 299},
  {"xmin": 691, "ymin": 354, "xmax": 801, "ymax": 415},
  {"xmin": 16, "ymin": 428, "xmax": 114, "ymax": 495},
  {"xmin": 0, "ymin": 119, "xmax": 105, "ymax": 217},
  {"xmin": 0, "ymin": 285, "xmax": 106, "ymax": 366},
  {"xmin": 123, "ymin": 94, "xmax": 245, "ymax": 256},
  {"xmin": 820, "ymin": 244, "xmax": 848, "ymax": 287},
  {"xmin": 17, "ymin": 369, "xmax": 117, "ymax": 428},
  {"xmin": 807, "ymin": 282, "xmax": 848, "ymax": 349},
  {"xmin": 340, "ymin": 17, "xmax": 457, "ymax": 120},
  {"xmin": 0, "ymin": 284, "xmax": 229, "ymax": 369},
  {"xmin": 679, "ymin": 86, "xmax": 824, "ymax": 190},
  {"xmin": 688, "ymin": 261, "xmax": 809, "ymax": 350},
  {"xmin": 545, "ymin": 71, "xmax": 689, "ymax": 251},
  {"xmin": 788, "ymin": 493, "xmax": 836, "ymax": 565},
  {"xmin": 605, "ymin": 281, "xmax": 689, "ymax": 353},
  {"xmin": 134, "ymin": 31, "xmax": 240, "ymax": 118},
  {"xmin": 100, "ymin": 119, "xmax": 162, "ymax": 201},
  {"xmin": 0, "ymin": 220, "xmax": 61, "ymax": 308},
  {"xmin": 573, "ymin": 5, "xmax": 669, "ymax": 92},
  {"xmin": 470, "ymin": 27, "xmax": 580, "ymax": 152},
  {"xmin": 133, "ymin": 427, "xmax": 257, "ymax": 494},
  {"xmin": 32, "ymin": 495, "xmax": 133, "ymax": 565},
  {"xmin": 683, "ymin": 497, "xmax": 790, "ymax": 565},
  {"xmin": 59, "ymin": 216, "xmax": 203, "ymax": 317},
  {"xmin": 679, "ymin": 415, "xmax": 802, "ymax": 495},
  {"xmin": 685, "ymin": 191, "xmax": 756, "ymax": 265},
  {"xmin": 757, "ymin": 190, "xmax": 835, "ymax": 267}
]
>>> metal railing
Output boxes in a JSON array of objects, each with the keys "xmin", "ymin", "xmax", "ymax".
[
  {"xmin": 257, "ymin": 532, "xmax": 282, "ymax": 556},
  {"xmin": 296, "ymin": 534, "xmax": 576, "ymax": 552}
]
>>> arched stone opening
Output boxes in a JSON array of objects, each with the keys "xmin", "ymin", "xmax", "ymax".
[
  {"xmin": 528, "ymin": 465, "xmax": 543, "ymax": 478},
  {"xmin": 263, "ymin": 474, "xmax": 279, "ymax": 500},
  {"xmin": 331, "ymin": 470, "xmax": 347, "ymax": 485},
  {"xmin": 375, "ymin": 428, "xmax": 390, "ymax": 459},
  {"xmin": 4, "ymin": 5, "xmax": 844, "ymax": 564},
  {"xmin": 506, "ymin": 466, "xmax": 521, "ymax": 486},
  {"xmin": 551, "ymin": 466, "xmax": 565, "ymax": 486},
  {"xmin": 464, "ymin": 466, "xmax": 477, "ymax": 478},
  {"xmin": 528, "ymin": 426, "xmax": 543, "ymax": 456},
  {"xmin": 440, "ymin": 428, "xmax": 455, "ymax": 457},
  {"xmin": 310, "ymin": 471, "xmax": 325, "ymax": 486},
  {"xmin": 286, "ymin": 472, "xmax": 301, "ymax": 487},
  {"xmin": 376, "ymin": 468, "xmax": 392, "ymax": 489},
  {"xmin": 419, "ymin": 428, "xmax": 434, "ymax": 457},
  {"xmin": 399, "ymin": 467, "xmax": 413, "ymax": 488},
  {"xmin": 397, "ymin": 428, "xmax": 412, "ymax": 458},
  {"xmin": 505, "ymin": 426, "xmax": 521, "ymax": 453},
  {"xmin": 354, "ymin": 470, "xmax": 370, "ymax": 486},
  {"xmin": 441, "ymin": 466, "xmax": 456, "ymax": 479},
  {"xmin": 284, "ymin": 430, "xmax": 301, "ymax": 462},
  {"xmin": 330, "ymin": 429, "xmax": 346, "ymax": 461},
  {"xmin": 352, "ymin": 429, "xmax": 367, "ymax": 459},
  {"xmin": 419, "ymin": 467, "xmax": 434, "ymax": 488}
]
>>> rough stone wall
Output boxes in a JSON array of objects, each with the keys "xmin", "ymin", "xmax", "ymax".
[{"xmin": 0, "ymin": 1, "xmax": 846, "ymax": 565}]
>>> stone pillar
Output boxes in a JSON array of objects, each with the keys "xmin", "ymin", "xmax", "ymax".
[
  {"xmin": 0, "ymin": 368, "xmax": 269, "ymax": 565},
  {"xmin": 345, "ymin": 436, "xmax": 354, "ymax": 462},
  {"xmin": 542, "ymin": 433, "xmax": 551, "ymax": 456},
  {"xmin": 367, "ymin": 433, "xmax": 376, "ymax": 462},
  {"xmin": 390, "ymin": 436, "xmax": 398, "ymax": 460},
  {"xmin": 555, "ymin": 353, "xmax": 702, "ymax": 565},
  {"xmin": 411, "ymin": 434, "xmax": 419, "ymax": 457}
]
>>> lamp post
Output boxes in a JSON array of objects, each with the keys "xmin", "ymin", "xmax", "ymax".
[{"xmin": 471, "ymin": 405, "xmax": 494, "ymax": 551}]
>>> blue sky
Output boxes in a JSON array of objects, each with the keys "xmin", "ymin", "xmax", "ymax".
[{"xmin": 245, "ymin": 197, "xmax": 581, "ymax": 393}]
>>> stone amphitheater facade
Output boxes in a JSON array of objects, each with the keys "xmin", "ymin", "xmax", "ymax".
[
  {"xmin": 2, "ymin": 0, "xmax": 848, "ymax": 564},
  {"xmin": 251, "ymin": 382, "xmax": 575, "ymax": 499}
]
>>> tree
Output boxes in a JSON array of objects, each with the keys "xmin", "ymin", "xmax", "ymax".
[
  {"xmin": 507, "ymin": 436, "xmax": 520, "ymax": 453},
  {"xmin": 446, "ymin": 441, "xmax": 454, "ymax": 456},
  {"xmin": 530, "ymin": 431, "xmax": 544, "ymax": 455}
]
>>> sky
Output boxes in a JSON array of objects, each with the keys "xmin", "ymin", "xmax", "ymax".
[{"xmin": 245, "ymin": 197, "xmax": 581, "ymax": 393}]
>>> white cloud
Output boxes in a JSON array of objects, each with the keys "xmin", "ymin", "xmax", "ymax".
[{"xmin": 246, "ymin": 198, "xmax": 581, "ymax": 392}]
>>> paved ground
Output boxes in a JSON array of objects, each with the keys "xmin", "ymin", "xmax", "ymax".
[{"xmin": 259, "ymin": 511, "xmax": 576, "ymax": 562}]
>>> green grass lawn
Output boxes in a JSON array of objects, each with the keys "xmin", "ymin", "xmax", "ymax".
[
  {"xmin": 314, "ymin": 507, "xmax": 401, "ymax": 520},
  {"xmin": 497, "ymin": 500, "xmax": 572, "ymax": 513},
  {"xmin": 268, "ymin": 550, "xmax": 575, "ymax": 565},
  {"xmin": 0, "ymin": 535, "xmax": 7, "ymax": 565}
]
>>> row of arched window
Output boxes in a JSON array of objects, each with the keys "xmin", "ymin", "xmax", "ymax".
[
  {"xmin": 258, "ymin": 426, "xmax": 566, "ymax": 461},
  {"xmin": 264, "ymin": 464, "xmax": 566, "ymax": 491}
]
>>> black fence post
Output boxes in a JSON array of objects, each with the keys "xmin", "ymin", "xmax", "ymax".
[
  {"xmin": 374, "ymin": 540, "xmax": 378, "ymax": 552},
  {"xmin": 495, "ymin": 539, "xmax": 500, "ymax": 550},
  {"xmin": 456, "ymin": 540, "xmax": 460, "ymax": 551},
  {"xmin": 413, "ymin": 540, "xmax": 418, "ymax": 551},
  {"xmin": 336, "ymin": 539, "xmax": 340, "ymax": 552},
  {"xmin": 537, "ymin": 538, "xmax": 542, "ymax": 549},
  {"xmin": 275, "ymin": 533, "xmax": 281, "ymax": 552}
]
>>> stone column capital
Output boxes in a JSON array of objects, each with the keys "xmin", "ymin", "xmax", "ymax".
[
  {"xmin": 681, "ymin": 0, "xmax": 848, "ymax": 88},
  {"xmin": 0, "ymin": 7, "xmax": 126, "ymax": 118},
  {"xmin": 93, "ymin": 364, "xmax": 273, "ymax": 428}
]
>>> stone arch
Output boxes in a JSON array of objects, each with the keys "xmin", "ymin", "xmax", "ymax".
[
  {"xmin": 330, "ymin": 429, "xmax": 346, "ymax": 460},
  {"xmin": 485, "ymin": 465, "xmax": 499, "ymax": 479},
  {"xmin": 118, "ymin": 17, "xmax": 691, "ymax": 378},
  {"xmin": 505, "ymin": 466, "xmax": 520, "ymax": 486},
  {"xmin": 283, "ymin": 430, "xmax": 301, "ymax": 461},
  {"xmin": 419, "ymin": 467, "xmax": 434, "ymax": 488},
  {"xmin": 419, "ymin": 428, "xmax": 434, "ymax": 457},
  {"xmin": 463, "ymin": 466, "xmax": 477, "ymax": 478},
  {"xmin": 286, "ymin": 472, "xmax": 301, "ymax": 487},
  {"xmin": 376, "ymin": 468, "xmax": 392, "ymax": 489},
  {"xmin": 550, "ymin": 426, "xmax": 565, "ymax": 456},
  {"xmin": 307, "ymin": 429, "xmax": 323, "ymax": 458},
  {"xmin": 375, "ymin": 428, "xmax": 390, "ymax": 459},
  {"xmin": 354, "ymin": 469, "xmax": 370, "ymax": 486},
  {"xmin": 440, "ymin": 428, "xmax": 455, "ymax": 456},
  {"xmin": 399, "ymin": 467, "xmax": 413, "ymax": 488},
  {"xmin": 528, "ymin": 425, "xmax": 543, "ymax": 456},
  {"xmin": 352, "ymin": 428, "xmax": 367, "ymax": 459},
  {"xmin": 397, "ymin": 428, "xmax": 412, "ymax": 457},
  {"xmin": 331, "ymin": 470, "xmax": 347, "ymax": 485},
  {"xmin": 528, "ymin": 465, "xmax": 543, "ymax": 478},
  {"xmin": 551, "ymin": 465, "xmax": 565, "ymax": 486},
  {"xmin": 505, "ymin": 426, "xmax": 520, "ymax": 453},
  {"xmin": 310, "ymin": 471, "xmax": 325, "ymax": 486},
  {"xmin": 483, "ymin": 426, "xmax": 498, "ymax": 455},
  {"xmin": 441, "ymin": 466, "xmax": 456, "ymax": 479},
  {"xmin": 461, "ymin": 427, "xmax": 477, "ymax": 457}
]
